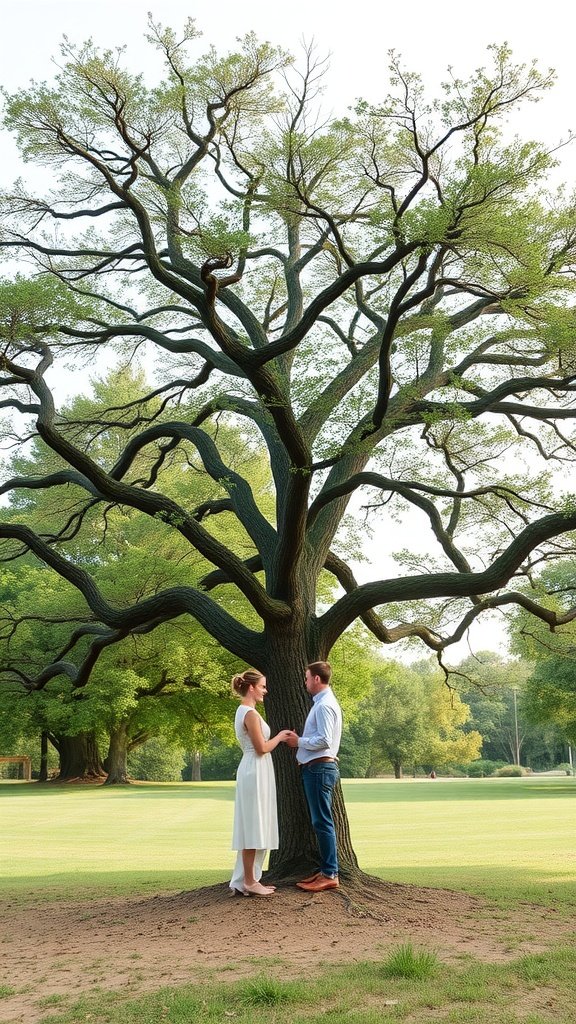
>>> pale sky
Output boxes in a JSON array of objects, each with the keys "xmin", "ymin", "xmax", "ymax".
[
  {"xmin": 1, "ymin": 0, "xmax": 573, "ymax": 664},
  {"xmin": 1, "ymin": 0, "xmax": 574, "ymax": 151}
]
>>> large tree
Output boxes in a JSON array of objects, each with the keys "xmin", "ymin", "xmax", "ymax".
[{"xmin": 1, "ymin": 24, "xmax": 576, "ymax": 880}]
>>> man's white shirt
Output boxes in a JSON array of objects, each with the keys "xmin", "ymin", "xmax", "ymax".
[{"xmin": 296, "ymin": 687, "xmax": 342, "ymax": 764}]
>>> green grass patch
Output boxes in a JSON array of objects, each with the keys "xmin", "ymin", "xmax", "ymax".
[
  {"xmin": 1, "ymin": 777, "xmax": 575, "ymax": 908},
  {"xmin": 31, "ymin": 945, "xmax": 576, "ymax": 1024},
  {"xmin": 0, "ymin": 781, "xmax": 234, "ymax": 900},
  {"xmin": 238, "ymin": 976, "xmax": 308, "ymax": 1006},
  {"xmin": 381, "ymin": 942, "xmax": 438, "ymax": 979},
  {"xmin": 344, "ymin": 776, "xmax": 576, "ymax": 909}
]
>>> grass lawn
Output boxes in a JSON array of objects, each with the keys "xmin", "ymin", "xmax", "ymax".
[
  {"xmin": 345, "ymin": 776, "xmax": 576, "ymax": 907},
  {"xmin": 1, "ymin": 777, "xmax": 576, "ymax": 1024},
  {"xmin": 1, "ymin": 776, "xmax": 574, "ymax": 906}
]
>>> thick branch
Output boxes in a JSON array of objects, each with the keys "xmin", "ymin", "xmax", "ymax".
[
  {"xmin": 0, "ymin": 523, "xmax": 267, "ymax": 662},
  {"xmin": 319, "ymin": 511, "xmax": 576, "ymax": 650}
]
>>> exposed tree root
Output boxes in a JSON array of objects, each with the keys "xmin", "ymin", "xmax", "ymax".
[{"xmin": 337, "ymin": 887, "xmax": 391, "ymax": 921}]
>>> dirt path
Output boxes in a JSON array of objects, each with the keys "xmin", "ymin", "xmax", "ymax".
[{"xmin": 1, "ymin": 882, "xmax": 574, "ymax": 1023}]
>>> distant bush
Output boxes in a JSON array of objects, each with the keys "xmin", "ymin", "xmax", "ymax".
[
  {"xmin": 189, "ymin": 740, "xmax": 241, "ymax": 781},
  {"xmin": 555, "ymin": 763, "xmax": 575, "ymax": 776},
  {"xmin": 496, "ymin": 764, "xmax": 524, "ymax": 777},
  {"xmin": 465, "ymin": 759, "xmax": 507, "ymax": 778},
  {"xmin": 128, "ymin": 738, "xmax": 186, "ymax": 781}
]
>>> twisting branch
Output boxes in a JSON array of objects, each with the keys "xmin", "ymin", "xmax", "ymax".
[{"xmin": 319, "ymin": 510, "xmax": 576, "ymax": 651}]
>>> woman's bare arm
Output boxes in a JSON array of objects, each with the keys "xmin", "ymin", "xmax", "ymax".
[{"xmin": 243, "ymin": 711, "xmax": 294, "ymax": 755}]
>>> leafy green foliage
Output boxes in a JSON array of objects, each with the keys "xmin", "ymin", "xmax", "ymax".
[
  {"xmin": 127, "ymin": 737, "xmax": 186, "ymax": 781},
  {"xmin": 507, "ymin": 564, "xmax": 576, "ymax": 748},
  {"xmin": 0, "ymin": 275, "xmax": 94, "ymax": 341},
  {"xmin": 523, "ymin": 658, "xmax": 576, "ymax": 746},
  {"xmin": 0, "ymin": 366, "xmax": 274, "ymax": 772},
  {"xmin": 349, "ymin": 658, "xmax": 482, "ymax": 777}
]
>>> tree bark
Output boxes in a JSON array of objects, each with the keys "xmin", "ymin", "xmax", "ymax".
[
  {"xmin": 264, "ymin": 627, "xmax": 361, "ymax": 882},
  {"xmin": 38, "ymin": 731, "xmax": 49, "ymax": 782},
  {"xmin": 103, "ymin": 723, "xmax": 130, "ymax": 785},
  {"xmin": 190, "ymin": 750, "xmax": 202, "ymax": 782},
  {"xmin": 394, "ymin": 762, "xmax": 403, "ymax": 779},
  {"xmin": 54, "ymin": 731, "xmax": 106, "ymax": 781}
]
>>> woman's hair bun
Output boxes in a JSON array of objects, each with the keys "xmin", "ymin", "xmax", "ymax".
[{"xmin": 231, "ymin": 668, "xmax": 263, "ymax": 696}]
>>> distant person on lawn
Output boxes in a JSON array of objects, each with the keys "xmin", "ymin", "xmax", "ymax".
[
  {"xmin": 286, "ymin": 661, "xmax": 343, "ymax": 892},
  {"xmin": 229, "ymin": 669, "xmax": 293, "ymax": 897}
]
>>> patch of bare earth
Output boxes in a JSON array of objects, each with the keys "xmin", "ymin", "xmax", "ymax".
[{"xmin": 0, "ymin": 882, "xmax": 573, "ymax": 1023}]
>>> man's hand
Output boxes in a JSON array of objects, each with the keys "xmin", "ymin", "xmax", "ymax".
[{"xmin": 285, "ymin": 731, "xmax": 299, "ymax": 748}]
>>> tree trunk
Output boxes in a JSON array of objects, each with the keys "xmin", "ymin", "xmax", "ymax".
[
  {"xmin": 190, "ymin": 750, "xmax": 202, "ymax": 782},
  {"xmin": 264, "ymin": 628, "xmax": 361, "ymax": 883},
  {"xmin": 38, "ymin": 731, "xmax": 49, "ymax": 783},
  {"xmin": 55, "ymin": 732, "xmax": 106, "ymax": 781},
  {"xmin": 103, "ymin": 723, "xmax": 130, "ymax": 785},
  {"xmin": 394, "ymin": 762, "xmax": 403, "ymax": 779}
]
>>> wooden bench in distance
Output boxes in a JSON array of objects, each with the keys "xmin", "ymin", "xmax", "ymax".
[{"xmin": 0, "ymin": 756, "xmax": 32, "ymax": 781}]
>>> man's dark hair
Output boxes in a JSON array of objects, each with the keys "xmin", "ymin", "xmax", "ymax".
[{"xmin": 307, "ymin": 661, "xmax": 332, "ymax": 685}]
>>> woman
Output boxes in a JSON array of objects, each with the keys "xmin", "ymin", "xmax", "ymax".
[{"xmin": 229, "ymin": 669, "xmax": 293, "ymax": 897}]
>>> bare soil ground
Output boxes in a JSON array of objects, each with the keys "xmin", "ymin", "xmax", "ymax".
[{"xmin": 1, "ymin": 881, "xmax": 574, "ymax": 1023}]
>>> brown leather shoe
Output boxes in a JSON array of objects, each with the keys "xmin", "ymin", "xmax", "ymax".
[
  {"xmin": 296, "ymin": 875, "xmax": 339, "ymax": 892},
  {"xmin": 298, "ymin": 871, "xmax": 321, "ymax": 885}
]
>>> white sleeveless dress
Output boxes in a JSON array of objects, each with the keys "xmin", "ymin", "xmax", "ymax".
[{"xmin": 229, "ymin": 704, "xmax": 279, "ymax": 892}]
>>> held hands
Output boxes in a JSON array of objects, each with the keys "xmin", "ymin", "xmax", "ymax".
[
  {"xmin": 276, "ymin": 729, "xmax": 299, "ymax": 746},
  {"xmin": 277, "ymin": 729, "xmax": 298, "ymax": 744}
]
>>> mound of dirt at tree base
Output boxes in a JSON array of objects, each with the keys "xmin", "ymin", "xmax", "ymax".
[{"xmin": 1, "ymin": 881, "xmax": 573, "ymax": 1023}]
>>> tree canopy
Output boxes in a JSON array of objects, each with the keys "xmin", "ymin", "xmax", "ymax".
[{"xmin": 1, "ymin": 23, "xmax": 576, "ymax": 877}]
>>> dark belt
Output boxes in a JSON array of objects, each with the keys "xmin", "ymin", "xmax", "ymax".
[{"xmin": 300, "ymin": 756, "xmax": 338, "ymax": 767}]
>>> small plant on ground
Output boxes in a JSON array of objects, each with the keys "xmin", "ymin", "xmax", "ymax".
[
  {"xmin": 381, "ymin": 943, "xmax": 438, "ymax": 980},
  {"xmin": 238, "ymin": 976, "xmax": 304, "ymax": 1006},
  {"xmin": 36, "ymin": 993, "xmax": 68, "ymax": 1007}
]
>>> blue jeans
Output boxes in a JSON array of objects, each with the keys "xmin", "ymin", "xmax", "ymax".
[{"xmin": 301, "ymin": 762, "xmax": 339, "ymax": 877}]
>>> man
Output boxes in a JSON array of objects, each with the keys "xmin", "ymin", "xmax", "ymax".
[{"xmin": 286, "ymin": 661, "xmax": 343, "ymax": 892}]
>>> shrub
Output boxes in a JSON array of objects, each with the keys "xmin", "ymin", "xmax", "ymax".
[
  {"xmin": 465, "ymin": 759, "xmax": 506, "ymax": 778},
  {"xmin": 496, "ymin": 764, "xmax": 524, "ymax": 777},
  {"xmin": 127, "ymin": 737, "xmax": 186, "ymax": 781},
  {"xmin": 190, "ymin": 740, "xmax": 241, "ymax": 781}
]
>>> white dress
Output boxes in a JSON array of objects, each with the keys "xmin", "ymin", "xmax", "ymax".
[{"xmin": 229, "ymin": 704, "xmax": 279, "ymax": 892}]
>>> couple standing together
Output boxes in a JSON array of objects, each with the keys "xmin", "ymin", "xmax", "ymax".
[{"xmin": 229, "ymin": 661, "xmax": 342, "ymax": 897}]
